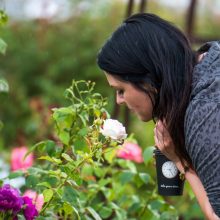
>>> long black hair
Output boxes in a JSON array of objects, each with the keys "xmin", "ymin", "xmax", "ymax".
[{"xmin": 97, "ymin": 13, "xmax": 196, "ymax": 167}]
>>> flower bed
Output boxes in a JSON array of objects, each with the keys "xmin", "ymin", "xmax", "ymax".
[{"xmin": 0, "ymin": 81, "xmax": 178, "ymax": 220}]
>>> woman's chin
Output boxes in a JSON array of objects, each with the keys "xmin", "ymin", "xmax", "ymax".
[
  {"xmin": 129, "ymin": 110, "xmax": 150, "ymax": 122},
  {"xmin": 137, "ymin": 114, "xmax": 151, "ymax": 122}
]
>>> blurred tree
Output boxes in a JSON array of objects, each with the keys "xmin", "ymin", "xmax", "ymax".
[{"xmin": 0, "ymin": 0, "xmax": 124, "ymax": 147}]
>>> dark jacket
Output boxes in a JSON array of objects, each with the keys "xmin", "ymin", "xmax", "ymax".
[{"xmin": 185, "ymin": 41, "xmax": 220, "ymax": 217}]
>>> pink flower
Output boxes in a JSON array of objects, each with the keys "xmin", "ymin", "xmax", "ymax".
[
  {"xmin": 23, "ymin": 190, "xmax": 44, "ymax": 212},
  {"xmin": 116, "ymin": 142, "xmax": 143, "ymax": 163},
  {"xmin": 11, "ymin": 146, "xmax": 33, "ymax": 171}
]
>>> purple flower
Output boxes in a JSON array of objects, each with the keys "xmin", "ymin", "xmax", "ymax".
[
  {"xmin": 23, "ymin": 196, "xmax": 38, "ymax": 220},
  {"xmin": 0, "ymin": 184, "xmax": 23, "ymax": 214}
]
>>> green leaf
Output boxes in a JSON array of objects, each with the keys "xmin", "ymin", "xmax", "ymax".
[
  {"xmin": 17, "ymin": 214, "xmax": 26, "ymax": 220},
  {"xmin": 78, "ymin": 114, "xmax": 87, "ymax": 126},
  {"xmin": 109, "ymin": 202, "xmax": 120, "ymax": 210},
  {"xmin": 45, "ymin": 140, "xmax": 56, "ymax": 156},
  {"xmin": 62, "ymin": 203, "xmax": 81, "ymax": 220},
  {"xmin": 149, "ymin": 200, "xmax": 165, "ymax": 211},
  {"xmin": 93, "ymin": 109, "xmax": 101, "ymax": 117},
  {"xmin": 139, "ymin": 173, "xmax": 151, "ymax": 184},
  {"xmin": 119, "ymin": 171, "xmax": 135, "ymax": 184},
  {"xmin": 143, "ymin": 146, "xmax": 155, "ymax": 165},
  {"xmin": 104, "ymin": 148, "xmax": 116, "ymax": 163},
  {"xmin": 72, "ymin": 206, "xmax": 81, "ymax": 220},
  {"xmin": 93, "ymin": 166, "xmax": 105, "ymax": 178},
  {"xmin": 27, "ymin": 167, "xmax": 47, "ymax": 175},
  {"xmin": 0, "ymin": 79, "xmax": 9, "ymax": 92},
  {"xmin": 99, "ymin": 206, "xmax": 113, "ymax": 219},
  {"xmin": 48, "ymin": 170, "xmax": 61, "ymax": 176},
  {"xmin": 74, "ymin": 138, "xmax": 88, "ymax": 152},
  {"xmin": 62, "ymin": 186, "xmax": 78, "ymax": 205},
  {"xmin": 33, "ymin": 141, "xmax": 46, "ymax": 152},
  {"xmin": 117, "ymin": 159, "xmax": 137, "ymax": 173},
  {"xmin": 25, "ymin": 141, "xmax": 47, "ymax": 160},
  {"xmin": 60, "ymin": 171, "xmax": 68, "ymax": 178},
  {"xmin": 133, "ymin": 174, "xmax": 144, "ymax": 188},
  {"xmin": 37, "ymin": 182, "xmax": 51, "ymax": 188},
  {"xmin": 0, "ymin": 38, "xmax": 7, "ymax": 55},
  {"xmin": 59, "ymin": 131, "xmax": 70, "ymax": 145},
  {"xmin": 139, "ymin": 208, "xmax": 157, "ymax": 220},
  {"xmin": 126, "ymin": 161, "xmax": 137, "ymax": 173},
  {"xmin": 98, "ymin": 178, "xmax": 111, "ymax": 187},
  {"xmin": 38, "ymin": 156, "xmax": 62, "ymax": 164},
  {"xmin": 62, "ymin": 153, "xmax": 73, "ymax": 162},
  {"xmin": 53, "ymin": 107, "xmax": 75, "ymax": 127},
  {"xmin": 43, "ymin": 189, "xmax": 54, "ymax": 202},
  {"xmin": 63, "ymin": 202, "xmax": 73, "ymax": 215},
  {"xmin": 127, "ymin": 202, "xmax": 142, "ymax": 215},
  {"xmin": 115, "ymin": 209, "xmax": 127, "ymax": 220},
  {"xmin": 78, "ymin": 127, "xmax": 89, "ymax": 136},
  {"xmin": 86, "ymin": 207, "xmax": 102, "ymax": 220},
  {"xmin": 160, "ymin": 211, "xmax": 178, "ymax": 220},
  {"xmin": 0, "ymin": 10, "xmax": 8, "ymax": 26},
  {"xmin": 44, "ymin": 176, "xmax": 58, "ymax": 187},
  {"xmin": 185, "ymin": 181, "xmax": 195, "ymax": 200},
  {"xmin": 26, "ymin": 175, "xmax": 39, "ymax": 188},
  {"xmin": 8, "ymin": 171, "xmax": 24, "ymax": 179}
]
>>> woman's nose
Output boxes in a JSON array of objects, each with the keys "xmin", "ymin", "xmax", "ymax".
[{"xmin": 116, "ymin": 94, "xmax": 124, "ymax": 105}]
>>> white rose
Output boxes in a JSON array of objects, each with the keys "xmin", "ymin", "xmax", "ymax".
[{"xmin": 100, "ymin": 119, "xmax": 127, "ymax": 140}]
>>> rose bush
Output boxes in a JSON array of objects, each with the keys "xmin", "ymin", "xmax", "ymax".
[{"xmin": 3, "ymin": 80, "xmax": 178, "ymax": 220}]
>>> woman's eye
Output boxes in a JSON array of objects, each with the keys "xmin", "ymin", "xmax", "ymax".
[{"xmin": 117, "ymin": 89, "xmax": 124, "ymax": 96}]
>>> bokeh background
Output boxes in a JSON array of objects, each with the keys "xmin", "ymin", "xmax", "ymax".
[{"xmin": 0, "ymin": 0, "xmax": 220, "ymax": 219}]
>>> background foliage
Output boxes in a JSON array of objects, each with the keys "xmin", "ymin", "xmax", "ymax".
[{"xmin": 1, "ymin": 0, "xmax": 220, "ymax": 219}]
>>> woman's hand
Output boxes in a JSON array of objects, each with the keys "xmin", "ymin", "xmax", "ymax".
[{"xmin": 154, "ymin": 120, "xmax": 180, "ymax": 164}]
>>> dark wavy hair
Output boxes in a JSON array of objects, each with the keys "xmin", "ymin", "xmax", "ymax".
[{"xmin": 97, "ymin": 13, "xmax": 196, "ymax": 167}]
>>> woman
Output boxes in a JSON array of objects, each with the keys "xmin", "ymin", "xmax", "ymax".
[{"xmin": 97, "ymin": 13, "xmax": 220, "ymax": 219}]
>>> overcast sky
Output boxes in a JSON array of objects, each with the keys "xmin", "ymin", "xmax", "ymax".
[{"xmin": 3, "ymin": 0, "xmax": 220, "ymax": 22}]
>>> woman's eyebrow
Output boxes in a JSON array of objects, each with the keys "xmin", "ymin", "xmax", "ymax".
[{"xmin": 111, "ymin": 85, "xmax": 122, "ymax": 90}]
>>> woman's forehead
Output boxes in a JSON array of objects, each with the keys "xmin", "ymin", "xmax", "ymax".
[{"xmin": 105, "ymin": 73, "xmax": 126, "ymax": 87}]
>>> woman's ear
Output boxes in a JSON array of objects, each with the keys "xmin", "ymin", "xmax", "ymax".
[{"xmin": 142, "ymin": 83, "xmax": 158, "ymax": 94}]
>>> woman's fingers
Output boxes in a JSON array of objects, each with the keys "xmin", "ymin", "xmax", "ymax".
[
  {"xmin": 154, "ymin": 120, "xmax": 181, "ymax": 164},
  {"xmin": 154, "ymin": 120, "xmax": 169, "ymax": 148},
  {"xmin": 154, "ymin": 120, "xmax": 176, "ymax": 159}
]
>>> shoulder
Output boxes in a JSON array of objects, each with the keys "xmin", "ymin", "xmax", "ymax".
[{"xmin": 190, "ymin": 41, "xmax": 220, "ymax": 101}]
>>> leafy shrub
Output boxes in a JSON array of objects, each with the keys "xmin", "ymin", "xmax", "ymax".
[{"xmin": 9, "ymin": 80, "xmax": 177, "ymax": 220}]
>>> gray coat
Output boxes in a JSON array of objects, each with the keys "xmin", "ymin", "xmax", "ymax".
[{"xmin": 185, "ymin": 41, "xmax": 220, "ymax": 217}]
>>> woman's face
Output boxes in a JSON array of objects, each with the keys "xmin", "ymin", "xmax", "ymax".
[{"xmin": 105, "ymin": 73, "xmax": 153, "ymax": 122}]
